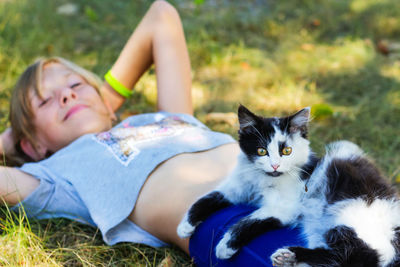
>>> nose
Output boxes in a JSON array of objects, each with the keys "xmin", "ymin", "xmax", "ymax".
[
  {"xmin": 271, "ymin": 164, "xmax": 280, "ymax": 171},
  {"xmin": 59, "ymin": 87, "xmax": 77, "ymax": 106}
]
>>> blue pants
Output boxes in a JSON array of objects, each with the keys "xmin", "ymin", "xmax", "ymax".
[{"xmin": 189, "ymin": 205, "xmax": 306, "ymax": 267}]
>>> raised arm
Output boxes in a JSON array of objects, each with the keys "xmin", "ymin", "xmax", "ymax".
[{"xmin": 101, "ymin": 0, "xmax": 193, "ymax": 115}]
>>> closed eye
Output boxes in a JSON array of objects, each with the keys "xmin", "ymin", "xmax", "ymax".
[
  {"xmin": 71, "ymin": 83, "xmax": 81, "ymax": 88},
  {"xmin": 39, "ymin": 98, "xmax": 50, "ymax": 107}
]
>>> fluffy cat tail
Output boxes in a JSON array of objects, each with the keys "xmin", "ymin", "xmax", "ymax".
[{"xmin": 325, "ymin": 140, "xmax": 364, "ymax": 161}]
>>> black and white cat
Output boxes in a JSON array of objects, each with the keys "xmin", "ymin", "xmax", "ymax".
[
  {"xmin": 177, "ymin": 105, "xmax": 400, "ymax": 266},
  {"xmin": 177, "ymin": 105, "xmax": 317, "ymax": 258}
]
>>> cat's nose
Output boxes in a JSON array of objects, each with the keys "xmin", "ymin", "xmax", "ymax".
[{"xmin": 271, "ymin": 164, "xmax": 280, "ymax": 171}]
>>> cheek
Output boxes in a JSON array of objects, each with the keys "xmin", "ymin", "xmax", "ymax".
[
  {"xmin": 287, "ymin": 139, "xmax": 310, "ymax": 166},
  {"xmin": 34, "ymin": 112, "xmax": 56, "ymax": 132},
  {"xmin": 35, "ymin": 126, "xmax": 64, "ymax": 151},
  {"xmin": 33, "ymin": 112, "xmax": 70, "ymax": 149},
  {"xmin": 279, "ymin": 155, "xmax": 296, "ymax": 170},
  {"xmin": 81, "ymin": 86, "xmax": 102, "ymax": 103},
  {"xmin": 254, "ymin": 156, "xmax": 271, "ymax": 169},
  {"xmin": 85, "ymin": 94, "xmax": 110, "ymax": 117}
]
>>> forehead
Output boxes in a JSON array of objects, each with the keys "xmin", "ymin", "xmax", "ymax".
[
  {"xmin": 36, "ymin": 62, "xmax": 78, "ymax": 95},
  {"xmin": 259, "ymin": 118, "xmax": 284, "ymax": 137},
  {"xmin": 28, "ymin": 62, "xmax": 71, "ymax": 101},
  {"xmin": 42, "ymin": 62, "xmax": 73, "ymax": 84},
  {"xmin": 268, "ymin": 120, "xmax": 287, "ymax": 142},
  {"xmin": 259, "ymin": 118, "xmax": 289, "ymax": 142}
]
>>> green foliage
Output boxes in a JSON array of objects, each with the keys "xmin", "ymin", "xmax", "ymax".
[
  {"xmin": 0, "ymin": 206, "xmax": 60, "ymax": 266},
  {"xmin": 193, "ymin": 0, "xmax": 205, "ymax": 6},
  {"xmin": 84, "ymin": 6, "xmax": 99, "ymax": 22},
  {"xmin": 311, "ymin": 103, "xmax": 334, "ymax": 120},
  {"xmin": 1, "ymin": 0, "xmax": 400, "ymax": 265}
]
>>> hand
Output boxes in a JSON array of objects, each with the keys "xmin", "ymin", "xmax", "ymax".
[{"xmin": 0, "ymin": 128, "xmax": 16, "ymax": 156}]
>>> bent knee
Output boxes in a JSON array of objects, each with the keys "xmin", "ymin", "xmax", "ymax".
[{"xmin": 149, "ymin": 0, "xmax": 180, "ymax": 24}]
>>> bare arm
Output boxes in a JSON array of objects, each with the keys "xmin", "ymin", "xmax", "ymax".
[
  {"xmin": 0, "ymin": 129, "xmax": 39, "ymax": 205},
  {"xmin": 0, "ymin": 128, "xmax": 15, "ymax": 156},
  {"xmin": 0, "ymin": 166, "xmax": 39, "ymax": 206},
  {"xmin": 101, "ymin": 0, "xmax": 193, "ymax": 115}
]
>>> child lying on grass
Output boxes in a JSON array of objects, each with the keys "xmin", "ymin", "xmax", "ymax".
[{"xmin": 0, "ymin": 1, "xmax": 305, "ymax": 266}]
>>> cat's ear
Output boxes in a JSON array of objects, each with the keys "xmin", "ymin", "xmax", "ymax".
[
  {"xmin": 238, "ymin": 104, "xmax": 259, "ymax": 131},
  {"xmin": 289, "ymin": 107, "xmax": 310, "ymax": 136}
]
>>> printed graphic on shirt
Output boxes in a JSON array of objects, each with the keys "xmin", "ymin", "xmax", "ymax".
[{"xmin": 94, "ymin": 116, "xmax": 201, "ymax": 166}]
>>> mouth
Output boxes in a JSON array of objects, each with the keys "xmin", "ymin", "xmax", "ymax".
[
  {"xmin": 265, "ymin": 171, "xmax": 283, "ymax": 177},
  {"xmin": 64, "ymin": 104, "xmax": 88, "ymax": 121}
]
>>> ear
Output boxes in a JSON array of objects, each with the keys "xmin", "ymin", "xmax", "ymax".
[
  {"xmin": 289, "ymin": 107, "xmax": 310, "ymax": 136},
  {"xmin": 103, "ymin": 99, "xmax": 117, "ymax": 121},
  {"xmin": 238, "ymin": 104, "xmax": 259, "ymax": 131},
  {"xmin": 20, "ymin": 138, "xmax": 47, "ymax": 161}
]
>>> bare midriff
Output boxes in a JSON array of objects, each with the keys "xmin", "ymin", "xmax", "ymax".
[{"xmin": 128, "ymin": 142, "xmax": 240, "ymax": 253}]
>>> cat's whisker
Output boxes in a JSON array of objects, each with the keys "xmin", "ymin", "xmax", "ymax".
[
  {"xmin": 249, "ymin": 124, "xmax": 269, "ymax": 145},
  {"xmin": 284, "ymin": 118, "xmax": 290, "ymax": 133},
  {"xmin": 291, "ymin": 166, "xmax": 311, "ymax": 176},
  {"xmin": 288, "ymin": 166, "xmax": 303, "ymax": 176},
  {"xmin": 237, "ymin": 165, "xmax": 260, "ymax": 176},
  {"xmin": 288, "ymin": 168, "xmax": 302, "ymax": 182},
  {"xmin": 287, "ymin": 170, "xmax": 301, "ymax": 181}
]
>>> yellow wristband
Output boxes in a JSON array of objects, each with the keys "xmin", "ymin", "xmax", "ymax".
[{"xmin": 104, "ymin": 70, "xmax": 133, "ymax": 98}]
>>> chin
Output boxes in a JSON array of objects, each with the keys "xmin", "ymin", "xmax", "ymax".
[
  {"xmin": 77, "ymin": 119, "xmax": 112, "ymax": 134},
  {"xmin": 265, "ymin": 171, "xmax": 284, "ymax": 177}
]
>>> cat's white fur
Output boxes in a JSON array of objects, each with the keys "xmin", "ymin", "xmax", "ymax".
[
  {"xmin": 178, "ymin": 107, "xmax": 400, "ymax": 265},
  {"xmin": 216, "ymin": 127, "xmax": 311, "ymax": 217},
  {"xmin": 292, "ymin": 141, "xmax": 400, "ymax": 267},
  {"xmin": 178, "ymin": 118, "xmax": 313, "ymax": 258}
]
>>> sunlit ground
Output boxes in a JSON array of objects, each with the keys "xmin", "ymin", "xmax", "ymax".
[{"xmin": 0, "ymin": 0, "xmax": 399, "ymax": 265}]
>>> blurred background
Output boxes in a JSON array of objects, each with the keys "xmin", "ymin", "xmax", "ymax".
[{"xmin": 0, "ymin": 0, "xmax": 399, "ymax": 265}]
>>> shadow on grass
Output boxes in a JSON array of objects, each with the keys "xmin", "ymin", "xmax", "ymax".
[
  {"xmin": 184, "ymin": 0, "xmax": 400, "ymax": 57},
  {"xmin": 311, "ymin": 59, "xmax": 400, "ymax": 177}
]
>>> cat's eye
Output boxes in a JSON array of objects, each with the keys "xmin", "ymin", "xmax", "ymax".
[
  {"xmin": 257, "ymin": 147, "xmax": 267, "ymax": 156},
  {"xmin": 282, "ymin": 147, "xmax": 292, "ymax": 155}
]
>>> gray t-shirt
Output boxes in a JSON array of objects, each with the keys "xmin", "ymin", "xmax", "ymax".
[{"xmin": 12, "ymin": 112, "xmax": 236, "ymax": 247}]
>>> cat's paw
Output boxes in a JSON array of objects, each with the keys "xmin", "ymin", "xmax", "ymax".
[
  {"xmin": 215, "ymin": 233, "xmax": 238, "ymax": 259},
  {"xmin": 270, "ymin": 248, "xmax": 296, "ymax": 267},
  {"xmin": 177, "ymin": 215, "xmax": 196, "ymax": 238}
]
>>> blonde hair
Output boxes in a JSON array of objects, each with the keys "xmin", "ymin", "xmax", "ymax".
[{"xmin": 8, "ymin": 57, "xmax": 103, "ymax": 166}]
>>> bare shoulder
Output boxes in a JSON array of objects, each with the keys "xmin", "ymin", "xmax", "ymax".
[{"xmin": 0, "ymin": 166, "xmax": 39, "ymax": 206}]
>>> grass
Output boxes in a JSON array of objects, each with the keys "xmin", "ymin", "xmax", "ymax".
[{"xmin": 0, "ymin": 0, "xmax": 400, "ymax": 265}]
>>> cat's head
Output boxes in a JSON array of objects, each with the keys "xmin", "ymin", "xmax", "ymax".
[{"xmin": 238, "ymin": 105, "xmax": 311, "ymax": 177}]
